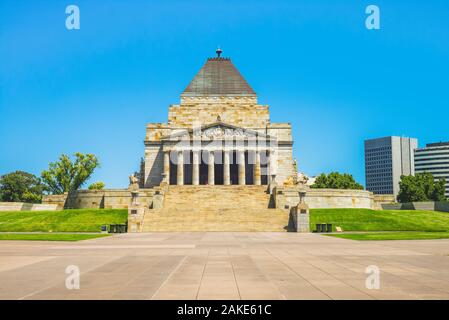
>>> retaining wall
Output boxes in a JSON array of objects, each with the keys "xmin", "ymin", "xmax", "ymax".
[
  {"xmin": 43, "ymin": 189, "xmax": 154, "ymax": 209},
  {"xmin": 274, "ymin": 187, "xmax": 378, "ymax": 210},
  {"xmin": 0, "ymin": 202, "xmax": 59, "ymax": 211},
  {"xmin": 381, "ymin": 201, "xmax": 449, "ymax": 212}
]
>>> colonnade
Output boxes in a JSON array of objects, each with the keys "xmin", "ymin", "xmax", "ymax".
[{"xmin": 163, "ymin": 149, "xmax": 272, "ymax": 185}]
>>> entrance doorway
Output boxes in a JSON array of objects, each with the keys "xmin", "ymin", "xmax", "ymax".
[{"xmin": 214, "ymin": 151, "xmax": 224, "ymax": 185}]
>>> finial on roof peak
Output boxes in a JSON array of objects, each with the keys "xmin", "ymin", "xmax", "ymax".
[{"xmin": 216, "ymin": 47, "xmax": 222, "ymax": 58}]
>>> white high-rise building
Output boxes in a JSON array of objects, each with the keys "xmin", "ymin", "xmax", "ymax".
[
  {"xmin": 414, "ymin": 142, "xmax": 449, "ymax": 197},
  {"xmin": 365, "ymin": 136, "xmax": 418, "ymax": 196}
]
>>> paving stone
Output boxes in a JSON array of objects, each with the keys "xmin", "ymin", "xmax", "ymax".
[{"xmin": 1, "ymin": 233, "xmax": 449, "ymax": 299}]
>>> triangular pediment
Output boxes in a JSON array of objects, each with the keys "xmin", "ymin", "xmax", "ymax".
[{"xmin": 160, "ymin": 121, "xmax": 272, "ymax": 141}]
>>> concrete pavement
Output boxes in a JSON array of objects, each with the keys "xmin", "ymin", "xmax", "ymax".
[{"xmin": 1, "ymin": 232, "xmax": 449, "ymax": 300}]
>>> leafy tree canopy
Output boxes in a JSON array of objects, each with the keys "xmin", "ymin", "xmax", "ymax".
[
  {"xmin": 397, "ymin": 173, "xmax": 446, "ymax": 203},
  {"xmin": 88, "ymin": 181, "xmax": 105, "ymax": 190},
  {"xmin": 311, "ymin": 172, "xmax": 364, "ymax": 190},
  {"xmin": 0, "ymin": 171, "xmax": 44, "ymax": 203},
  {"xmin": 41, "ymin": 153, "xmax": 100, "ymax": 194}
]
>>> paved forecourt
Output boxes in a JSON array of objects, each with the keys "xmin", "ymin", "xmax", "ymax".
[{"xmin": 1, "ymin": 233, "xmax": 449, "ymax": 300}]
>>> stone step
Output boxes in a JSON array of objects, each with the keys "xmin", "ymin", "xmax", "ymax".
[
  {"xmin": 141, "ymin": 208, "xmax": 289, "ymax": 232},
  {"xmin": 147, "ymin": 209, "xmax": 279, "ymax": 214},
  {"xmin": 141, "ymin": 185, "xmax": 282, "ymax": 232}
]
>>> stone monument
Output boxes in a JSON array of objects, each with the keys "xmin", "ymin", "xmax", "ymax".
[
  {"xmin": 288, "ymin": 175, "xmax": 311, "ymax": 233},
  {"xmin": 140, "ymin": 49, "xmax": 296, "ymax": 188}
]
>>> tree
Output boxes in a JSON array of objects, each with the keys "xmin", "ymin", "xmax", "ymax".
[
  {"xmin": 88, "ymin": 182, "xmax": 105, "ymax": 190},
  {"xmin": 311, "ymin": 172, "xmax": 364, "ymax": 190},
  {"xmin": 41, "ymin": 153, "xmax": 100, "ymax": 194},
  {"xmin": 397, "ymin": 173, "xmax": 446, "ymax": 203},
  {"xmin": 0, "ymin": 171, "xmax": 44, "ymax": 203},
  {"xmin": 432, "ymin": 178, "xmax": 447, "ymax": 201}
]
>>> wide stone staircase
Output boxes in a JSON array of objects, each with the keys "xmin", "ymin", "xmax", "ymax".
[{"xmin": 141, "ymin": 185, "xmax": 290, "ymax": 232}]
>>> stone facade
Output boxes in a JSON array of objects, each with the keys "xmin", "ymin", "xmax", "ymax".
[
  {"xmin": 42, "ymin": 51, "xmax": 403, "ymax": 235},
  {"xmin": 0, "ymin": 202, "xmax": 59, "ymax": 212},
  {"xmin": 142, "ymin": 54, "xmax": 295, "ymax": 188},
  {"xmin": 43, "ymin": 189, "xmax": 154, "ymax": 210},
  {"xmin": 372, "ymin": 194, "xmax": 396, "ymax": 210},
  {"xmin": 42, "ymin": 186, "xmax": 391, "ymax": 211},
  {"xmin": 40, "ymin": 194, "xmax": 68, "ymax": 210},
  {"xmin": 274, "ymin": 186, "xmax": 379, "ymax": 210}
]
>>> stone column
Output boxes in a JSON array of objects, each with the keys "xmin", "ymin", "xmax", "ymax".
[
  {"xmin": 208, "ymin": 151, "xmax": 215, "ymax": 185},
  {"xmin": 267, "ymin": 150, "xmax": 272, "ymax": 185},
  {"xmin": 177, "ymin": 150, "xmax": 184, "ymax": 185},
  {"xmin": 223, "ymin": 150, "xmax": 231, "ymax": 185},
  {"xmin": 192, "ymin": 150, "xmax": 200, "ymax": 185},
  {"xmin": 269, "ymin": 149, "xmax": 277, "ymax": 182},
  {"xmin": 254, "ymin": 150, "xmax": 261, "ymax": 185},
  {"xmin": 163, "ymin": 151, "xmax": 170, "ymax": 184},
  {"xmin": 238, "ymin": 150, "xmax": 246, "ymax": 185}
]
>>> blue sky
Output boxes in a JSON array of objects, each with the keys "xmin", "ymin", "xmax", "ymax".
[{"xmin": 1, "ymin": 0, "xmax": 448, "ymax": 188}]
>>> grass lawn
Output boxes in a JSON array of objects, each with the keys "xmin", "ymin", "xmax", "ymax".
[
  {"xmin": 326, "ymin": 231, "xmax": 449, "ymax": 241},
  {"xmin": 309, "ymin": 208, "xmax": 449, "ymax": 232},
  {"xmin": 0, "ymin": 209, "xmax": 127, "ymax": 232},
  {"xmin": 0, "ymin": 233, "xmax": 110, "ymax": 241},
  {"xmin": 311, "ymin": 208, "xmax": 449, "ymax": 241}
]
